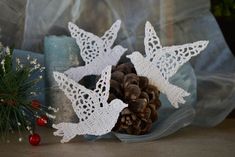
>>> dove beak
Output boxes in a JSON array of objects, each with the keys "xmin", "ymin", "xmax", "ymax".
[
  {"xmin": 126, "ymin": 54, "xmax": 131, "ymax": 59},
  {"xmin": 120, "ymin": 102, "xmax": 128, "ymax": 110}
]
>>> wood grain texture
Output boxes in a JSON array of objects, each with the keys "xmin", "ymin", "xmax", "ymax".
[{"xmin": 0, "ymin": 119, "xmax": 234, "ymax": 157}]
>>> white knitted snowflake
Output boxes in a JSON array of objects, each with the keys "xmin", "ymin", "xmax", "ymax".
[
  {"xmin": 127, "ymin": 21, "xmax": 209, "ymax": 108},
  {"xmin": 64, "ymin": 20, "xmax": 127, "ymax": 82},
  {"xmin": 53, "ymin": 66, "xmax": 128, "ymax": 143}
]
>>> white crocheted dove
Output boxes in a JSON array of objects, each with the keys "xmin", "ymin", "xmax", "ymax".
[
  {"xmin": 64, "ymin": 20, "xmax": 127, "ymax": 82},
  {"xmin": 52, "ymin": 66, "xmax": 128, "ymax": 143},
  {"xmin": 127, "ymin": 21, "xmax": 209, "ymax": 108}
]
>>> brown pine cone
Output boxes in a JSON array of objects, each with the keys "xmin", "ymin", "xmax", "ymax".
[{"xmin": 108, "ymin": 63, "xmax": 161, "ymax": 135}]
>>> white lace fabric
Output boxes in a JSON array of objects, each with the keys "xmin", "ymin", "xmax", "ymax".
[
  {"xmin": 53, "ymin": 66, "xmax": 127, "ymax": 143},
  {"xmin": 64, "ymin": 20, "xmax": 127, "ymax": 82},
  {"xmin": 127, "ymin": 21, "xmax": 209, "ymax": 108}
]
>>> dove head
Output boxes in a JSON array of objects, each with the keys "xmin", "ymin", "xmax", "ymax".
[
  {"xmin": 111, "ymin": 45, "xmax": 127, "ymax": 59},
  {"xmin": 126, "ymin": 51, "xmax": 144, "ymax": 64},
  {"xmin": 109, "ymin": 99, "xmax": 128, "ymax": 113}
]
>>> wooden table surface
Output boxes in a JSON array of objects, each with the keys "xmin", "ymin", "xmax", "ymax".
[{"xmin": 0, "ymin": 119, "xmax": 234, "ymax": 157}]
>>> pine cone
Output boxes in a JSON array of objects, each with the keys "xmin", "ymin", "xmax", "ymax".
[{"xmin": 108, "ymin": 63, "xmax": 161, "ymax": 135}]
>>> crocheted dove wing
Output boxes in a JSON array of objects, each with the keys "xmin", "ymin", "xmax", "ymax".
[
  {"xmin": 68, "ymin": 20, "xmax": 121, "ymax": 65},
  {"xmin": 68, "ymin": 22, "xmax": 103, "ymax": 65},
  {"xmin": 94, "ymin": 66, "xmax": 112, "ymax": 106},
  {"xmin": 144, "ymin": 21, "xmax": 209, "ymax": 80},
  {"xmin": 53, "ymin": 71, "xmax": 97, "ymax": 122},
  {"xmin": 101, "ymin": 20, "xmax": 121, "ymax": 52}
]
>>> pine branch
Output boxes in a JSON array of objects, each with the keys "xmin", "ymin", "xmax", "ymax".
[{"xmin": 0, "ymin": 43, "xmax": 50, "ymax": 142}]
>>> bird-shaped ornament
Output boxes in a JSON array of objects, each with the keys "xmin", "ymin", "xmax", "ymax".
[
  {"xmin": 53, "ymin": 66, "xmax": 128, "ymax": 143},
  {"xmin": 127, "ymin": 21, "xmax": 209, "ymax": 108},
  {"xmin": 64, "ymin": 20, "xmax": 127, "ymax": 82}
]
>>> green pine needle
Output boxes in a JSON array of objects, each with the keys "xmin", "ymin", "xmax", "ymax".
[{"xmin": 0, "ymin": 44, "xmax": 47, "ymax": 142}]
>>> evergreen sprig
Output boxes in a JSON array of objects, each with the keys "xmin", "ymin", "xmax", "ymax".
[{"xmin": 0, "ymin": 43, "xmax": 48, "ymax": 142}]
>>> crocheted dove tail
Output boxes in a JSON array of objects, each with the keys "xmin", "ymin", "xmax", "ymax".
[
  {"xmin": 164, "ymin": 83, "xmax": 190, "ymax": 108},
  {"xmin": 64, "ymin": 66, "xmax": 89, "ymax": 82}
]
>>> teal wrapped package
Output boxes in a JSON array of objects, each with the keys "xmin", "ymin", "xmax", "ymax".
[{"xmin": 44, "ymin": 36, "xmax": 82, "ymax": 123}]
